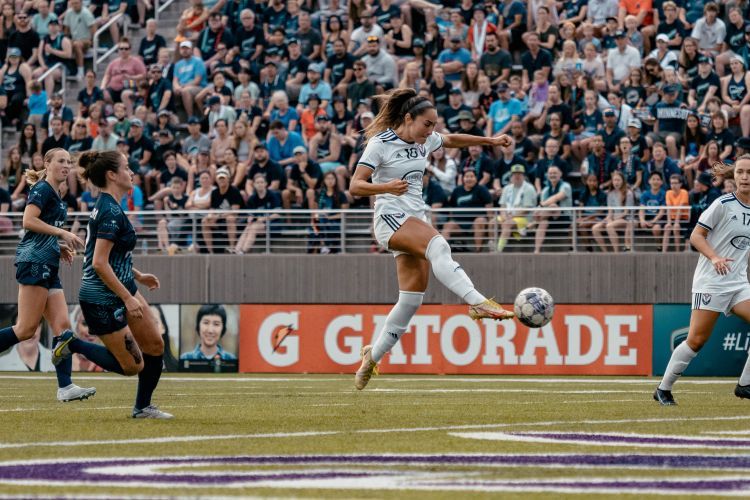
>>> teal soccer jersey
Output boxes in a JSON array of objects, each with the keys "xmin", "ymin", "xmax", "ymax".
[
  {"xmin": 79, "ymin": 193, "xmax": 137, "ymax": 305},
  {"xmin": 15, "ymin": 180, "xmax": 66, "ymax": 266}
]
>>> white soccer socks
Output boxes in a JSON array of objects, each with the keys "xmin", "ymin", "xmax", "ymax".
[
  {"xmin": 658, "ymin": 341, "xmax": 698, "ymax": 391},
  {"xmin": 371, "ymin": 291, "xmax": 424, "ymax": 362},
  {"xmin": 425, "ymin": 235, "xmax": 486, "ymax": 306}
]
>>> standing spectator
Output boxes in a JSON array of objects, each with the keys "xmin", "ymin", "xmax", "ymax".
[
  {"xmin": 662, "ymin": 173, "xmax": 689, "ymax": 252},
  {"xmin": 497, "ymin": 164, "xmax": 537, "ymax": 252},
  {"xmin": 63, "ymin": 0, "xmax": 95, "ymax": 79},
  {"xmin": 139, "ymin": 19, "xmax": 166, "ymax": 67},
  {"xmin": 0, "ymin": 48, "xmax": 31, "ymax": 128},
  {"xmin": 173, "ymin": 40, "xmax": 207, "ymax": 118},
  {"xmin": 690, "ymin": 2, "xmax": 725, "ymax": 57},
  {"xmin": 202, "ymin": 167, "xmax": 244, "ymax": 253}
]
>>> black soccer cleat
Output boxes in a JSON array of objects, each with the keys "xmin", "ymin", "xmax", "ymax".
[
  {"xmin": 653, "ymin": 387, "xmax": 677, "ymax": 406},
  {"xmin": 735, "ymin": 384, "xmax": 750, "ymax": 400}
]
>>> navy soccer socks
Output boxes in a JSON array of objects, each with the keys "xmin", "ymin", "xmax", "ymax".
[{"xmin": 135, "ymin": 354, "xmax": 163, "ymax": 410}]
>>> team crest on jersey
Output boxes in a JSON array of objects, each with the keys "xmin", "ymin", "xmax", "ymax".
[
  {"xmin": 702, "ymin": 294, "xmax": 712, "ymax": 305},
  {"xmin": 731, "ymin": 236, "xmax": 750, "ymax": 250},
  {"xmin": 113, "ymin": 307, "xmax": 126, "ymax": 323},
  {"xmin": 417, "ymin": 144, "xmax": 426, "ymax": 156}
]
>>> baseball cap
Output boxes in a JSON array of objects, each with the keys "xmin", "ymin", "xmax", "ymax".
[
  {"xmin": 308, "ymin": 62, "xmax": 325, "ymax": 74},
  {"xmin": 150, "ymin": 63, "xmax": 163, "ymax": 71},
  {"xmin": 458, "ymin": 110, "xmax": 474, "ymax": 121},
  {"xmin": 450, "ymin": 35, "xmax": 462, "ymax": 43},
  {"xmin": 179, "ymin": 40, "xmax": 192, "ymax": 49},
  {"xmin": 697, "ymin": 171, "xmax": 713, "ymax": 187},
  {"xmin": 606, "ymin": 16, "xmax": 617, "ymax": 23},
  {"xmin": 48, "ymin": 18, "xmax": 59, "ymax": 25},
  {"xmin": 7, "ymin": 47, "xmax": 21, "ymax": 57},
  {"xmin": 663, "ymin": 83, "xmax": 680, "ymax": 94},
  {"xmin": 510, "ymin": 164, "xmax": 525, "ymax": 174},
  {"xmin": 293, "ymin": 146, "xmax": 307, "ymax": 155},
  {"xmin": 216, "ymin": 167, "xmax": 231, "ymax": 179},
  {"xmin": 627, "ymin": 118, "xmax": 642, "ymax": 129},
  {"xmin": 116, "ymin": 138, "xmax": 128, "ymax": 146},
  {"xmin": 497, "ymin": 82, "xmax": 509, "ymax": 91},
  {"xmin": 187, "ymin": 116, "xmax": 201, "ymax": 124},
  {"xmin": 413, "ymin": 38, "xmax": 425, "ymax": 48},
  {"xmin": 656, "ymin": 34, "xmax": 669, "ymax": 43},
  {"xmin": 736, "ymin": 136, "xmax": 750, "ymax": 149},
  {"xmin": 287, "ymin": 38, "xmax": 299, "ymax": 45},
  {"xmin": 614, "ymin": 30, "xmax": 626, "ymax": 38},
  {"xmin": 449, "ymin": 87, "xmax": 462, "ymax": 95},
  {"xmin": 316, "ymin": 114, "xmax": 330, "ymax": 122},
  {"xmin": 361, "ymin": 111, "xmax": 375, "ymax": 120},
  {"xmin": 207, "ymin": 95, "xmax": 221, "ymax": 106},
  {"xmin": 130, "ymin": 118, "xmax": 143, "ymax": 127},
  {"xmin": 157, "ymin": 109, "xmax": 171, "ymax": 117},
  {"xmin": 308, "ymin": 93, "xmax": 321, "ymax": 102},
  {"xmin": 603, "ymin": 108, "xmax": 616, "ymax": 117},
  {"xmin": 698, "ymin": 55, "xmax": 712, "ymax": 64}
]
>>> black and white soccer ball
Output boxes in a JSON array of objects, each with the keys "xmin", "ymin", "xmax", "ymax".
[{"xmin": 514, "ymin": 287, "xmax": 554, "ymax": 328}]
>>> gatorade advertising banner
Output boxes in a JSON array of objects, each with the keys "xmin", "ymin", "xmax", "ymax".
[
  {"xmin": 652, "ymin": 304, "xmax": 749, "ymax": 376},
  {"xmin": 239, "ymin": 304, "xmax": 653, "ymax": 375}
]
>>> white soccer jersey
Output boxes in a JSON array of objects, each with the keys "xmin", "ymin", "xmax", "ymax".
[
  {"xmin": 358, "ymin": 129, "xmax": 444, "ymax": 216},
  {"xmin": 692, "ymin": 193, "xmax": 750, "ymax": 293}
]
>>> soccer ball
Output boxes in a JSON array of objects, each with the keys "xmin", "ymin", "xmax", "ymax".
[{"xmin": 514, "ymin": 287, "xmax": 554, "ymax": 328}]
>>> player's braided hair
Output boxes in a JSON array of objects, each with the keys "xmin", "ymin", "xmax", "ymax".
[
  {"xmin": 711, "ymin": 155, "xmax": 750, "ymax": 181},
  {"xmin": 78, "ymin": 150, "xmax": 124, "ymax": 188},
  {"xmin": 364, "ymin": 88, "xmax": 435, "ymax": 141}
]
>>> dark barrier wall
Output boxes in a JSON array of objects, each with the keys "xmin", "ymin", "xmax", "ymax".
[{"xmin": 0, "ymin": 254, "xmax": 701, "ymax": 304}]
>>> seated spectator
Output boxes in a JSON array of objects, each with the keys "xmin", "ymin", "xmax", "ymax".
[
  {"xmin": 26, "ymin": 81, "xmax": 47, "ymax": 129},
  {"xmin": 102, "ymin": 38, "xmax": 146, "ymax": 115},
  {"xmin": 206, "ymin": 94, "xmax": 236, "ymax": 131},
  {"xmin": 8, "ymin": 10, "xmax": 40, "ymax": 66},
  {"xmin": 139, "ymin": 19, "xmax": 166, "ymax": 67},
  {"xmin": 612, "ymin": 135, "xmax": 644, "ymax": 193},
  {"xmin": 177, "ymin": 0, "xmax": 209, "ymax": 42},
  {"xmin": 656, "ymin": 1, "xmax": 685, "ymax": 54},
  {"xmin": 41, "ymin": 116, "xmax": 70, "ymax": 155},
  {"xmin": 532, "ymin": 138, "xmax": 571, "ymax": 193},
  {"xmin": 196, "ymin": 12, "xmax": 235, "ymax": 74},
  {"xmin": 185, "ymin": 169, "xmax": 214, "ymax": 211},
  {"xmin": 31, "ymin": 19, "xmax": 72, "ymax": 97},
  {"xmin": 606, "ymin": 30, "xmax": 641, "ymax": 93},
  {"xmin": 298, "ymin": 62, "xmax": 332, "ymax": 111},
  {"xmin": 459, "ymin": 144, "xmax": 494, "ymax": 188},
  {"xmin": 690, "ymin": 2, "xmax": 725, "ymax": 58},
  {"xmin": 689, "ymin": 55, "xmax": 720, "ymax": 112},
  {"xmin": 442, "ymin": 168, "xmax": 493, "ymax": 252},
  {"xmin": 646, "ymin": 141, "xmax": 682, "ymax": 183},
  {"xmin": 210, "ymin": 118, "xmax": 233, "ymax": 165},
  {"xmin": 533, "ymin": 165, "xmax": 572, "ymax": 254},
  {"xmin": 32, "ymin": 1, "xmax": 57, "ymax": 40},
  {"xmin": 232, "ymin": 174, "xmax": 282, "ymax": 254},
  {"xmin": 663, "ymin": 173, "xmax": 690, "ymax": 252},
  {"xmin": 497, "ymin": 164, "xmax": 537, "ymax": 253},
  {"xmin": 0, "ymin": 48, "xmax": 32, "ymax": 129},
  {"xmin": 265, "ymin": 90, "xmax": 299, "ymax": 133},
  {"xmin": 638, "ymin": 171, "xmax": 666, "ymax": 248},
  {"xmin": 384, "ymin": 12, "xmax": 413, "ymax": 70},
  {"xmin": 77, "ymin": 70, "xmax": 105, "ymax": 118},
  {"xmin": 592, "ymin": 171, "xmax": 635, "ymax": 253},
  {"xmin": 720, "ymin": 56, "xmax": 750, "ymax": 138},
  {"xmin": 626, "ymin": 119, "xmax": 650, "ymax": 164},
  {"xmin": 267, "ymin": 119, "xmax": 305, "ymax": 167},
  {"xmin": 361, "ymin": 35, "xmax": 398, "ymax": 91},
  {"xmin": 696, "ymin": 139, "xmax": 723, "ymax": 175},
  {"xmin": 487, "ymin": 82, "xmax": 522, "ymax": 137},
  {"xmin": 444, "ymin": 88, "xmax": 472, "ymax": 134},
  {"xmin": 309, "ymin": 114, "xmax": 345, "ymax": 180},
  {"xmin": 426, "ymin": 147, "xmax": 457, "ymax": 197},
  {"xmin": 68, "ymin": 118, "xmax": 93, "ymax": 154},
  {"xmin": 520, "ymin": 32, "xmax": 552, "ymax": 91},
  {"xmin": 154, "ymin": 176, "xmax": 189, "ymax": 254},
  {"xmin": 599, "ymin": 107, "xmax": 625, "ymax": 153},
  {"xmin": 572, "ymin": 90, "xmax": 603, "ymax": 161},
  {"xmin": 63, "ymin": 0, "xmax": 96, "ymax": 80},
  {"xmin": 202, "ymin": 167, "xmax": 244, "ymax": 253},
  {"xmin": 173, "ymin": 40, "xmax": 207, "ymax": 118},
  {"xmin": 583, "ymin": 133, "xmax": 616, "ymax": 189},
  {"xmin": 92, "ymin": 116, "xmax": 120, "ymax": 151},
  {"xmin": 283, "ymin": 146, "xmax": 323, "ymax": 209}
]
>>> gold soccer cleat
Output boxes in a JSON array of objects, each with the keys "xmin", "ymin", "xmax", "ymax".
[
  {"xmin": 354, "ymin": 345, "xmax": 379, "ymax": 390},
  {"xmin": 469, "ymin": 298, "xmax": 515, "ymax": 321}
]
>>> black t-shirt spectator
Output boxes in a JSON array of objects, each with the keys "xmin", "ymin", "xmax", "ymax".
[
  {"xmin": 247, "ymin": 189, "xmax": 282, "ymax": 210},
  {"xmin": 726, "ymin": 21, "xmax": 749, "ymax": 53},
  {"xmin": 533, "ymin": 156, "xmax": 571, "ymax": 185},
  {"xmin": 348, "ymin": 79, "xmax": 375, "ymax": 107},
  {"xmin": 629, "ymin": 135, "xmax": 650, "ymax": 161},
  {"xmin": 42, "ymin": 134, "xmax": 70, "ymax": 155},
  {"xmin": 514, "ymin": 136, "xmax": 537, "ymax": 161},
  {"xmin": 148, "ymin": 77, "xmax": 173, "ymax": 111},
  {"xmin": 197, "ymin": 27, "xmax": 236, "ymax": 60},
  {"xmin": 210, "ymin": 185, "xmax": 245, "ymax": 209},
  {"xmin": 77, "ymin": 87, "xmax": 104, "ymax": 113},
  {"xmin": 691, "ymin": 72, "xmax": 720, "ymax": 106},
  {"xmin": 708, "ymin": 129, "xmax": 735, "ymax": 155},
  {"xmin": 160, "ymin": 167, "xmax": 188, "ymax": 186},
  {"xmin": 495, "ymin": 156, "xmax": 528, "ymax": 185},
  {"xmin": 430, "ymin": 80, "xmax": 452, "ymax": 110},
  {"xmin": 374, "ymin": 4, "xmax": 400, "ymax": 28},
  {"xmin": 521, "ymin": 49, "xmax": 553, "ymax": 80},
  {"xmin": 68, "ymin": 137, "xmax": 93, "ymax": 154},
  {"xmin": 332, "ymin": 109, "xmax": 353, "ymax": 135},
  {"xmin": 481, "ymin": 52, "xmax": 512, "ymax": 79},
  {"xmin": 599, "ymin": 127, "xmax": 626, "ymax": 153},
  {"xmin": 139, "ymin": 34, "xmax": 166, "ymax": 67},
  {"xmin": 542, "ymin": 130, "xmax": 572, "ymax": 151},
  {"xmin": 443, "ymin": 104, "xmax": 472, "ymax": 133},
  {"xmin": 326, "ymin": 52, "xmax": 354, "ymax": 87},
  {"xmin": 8, "ymin": 30, "xmax": 40, "ymax": 62},
  {"xmin": 235, "ymin": 25, "xmax": 264, "ymax": 60},
  {"xmin": 263, "ymin": 5, "xmax": 289, "ymax": 33},
  {"xmin": 546, "ymin": 103, "xmax": 574, "ymax": 130},
  {"xmin": 128, "ymin": 136, "xmax": 155, "ymax": 166},
  {"xmin": 657, "ymin": 19, "xmax": 686, "ymax": 42},
  {"xmin": 652, "ymin": 100, "xmax": 688, "ymax": 133},
  {"xmin": 290, "ymin": 161, "xmax": 323, "ymax": 190},
  {"xmin": 248, "ymin": 160, "xmax": 286, "ymax": 190},
  {"xmin": 288, "ymin": 54, "xmax": 310, "ymax": 82},
  {"xmin": 460, "ymin": 153, "xmax": 495, "ymax": 182},
  {"xmin": 448, "ymin": 184, "xmax": 492, "ymax": 219},
  {"xmin": 423, "ymin": 178, "xmax": 447, "ymax": 206},
  {"xmin": 296, "ymin": 29, "xmax": 322, "ymax": 58},
  {"xmin": 0, "ymin": 186, "xmax": 11, "ymax": 210}
]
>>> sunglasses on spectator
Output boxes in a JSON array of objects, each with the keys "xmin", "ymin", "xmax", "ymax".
[
  {"xmin": 119, "ymin": 46, "xmax": 130, "ymax": 51},
  {"xmin": 76, "ymin": 124, "xmax": 87, "ymax": 127},
  {"xmin": 17, "ymin": 15, "xmax": 27, "ymax": 19}
]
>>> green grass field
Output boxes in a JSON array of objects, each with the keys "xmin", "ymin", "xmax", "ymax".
[{"xmin": 0, "ymin": 373, "xmax": 749, "ymax": 499}]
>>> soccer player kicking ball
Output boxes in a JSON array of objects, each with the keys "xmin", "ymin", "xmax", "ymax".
[
  {"xmin": 655, "ymin": 157, "xmax": 750, "ymax": 405},
  {"xmin": 349, "ymin": 89, "xmax": 514, "ymax": 391}
]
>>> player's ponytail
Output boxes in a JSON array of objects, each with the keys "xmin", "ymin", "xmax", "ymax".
[
  {"xmin": 78, "ymin": 150, "xmax": 122, "ymax": 188},
  {"xmin": 27, "ymin": 148, "xmax": 71, "ymax": 185},
  {"xmin": 364, "ymin": 88, "xmax": 435, "ymax": 141}
]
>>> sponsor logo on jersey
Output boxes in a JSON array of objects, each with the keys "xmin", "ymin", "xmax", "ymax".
[
  {"xmin": 401, "ymin": 169, "xmax": 423, "ymax": 184},
  {"xmin": 731, "ymin": 235, "xmax": 750, "ymax": 250}
]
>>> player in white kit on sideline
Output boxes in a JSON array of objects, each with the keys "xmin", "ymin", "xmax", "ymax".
[
  {"xmin": 349, "ymin": 88, "xmax": 515, "ymax": 390},
  {"xmin": 655, "ymin": 156, "xmax": 750, "ymax": 405}
]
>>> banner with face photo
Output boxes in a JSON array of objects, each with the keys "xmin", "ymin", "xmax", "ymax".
[
  {"xmin": 0, "ymin": 305, "xmax": 55, "ymax": 372},
  {"xmin": 179, "ymin": 304, "xmax": 239, "ymax": 372}
]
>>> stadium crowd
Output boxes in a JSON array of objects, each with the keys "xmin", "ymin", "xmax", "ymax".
[{"xmin": 1, "ymin": 0, "xmax": 750, "ymax": 254}]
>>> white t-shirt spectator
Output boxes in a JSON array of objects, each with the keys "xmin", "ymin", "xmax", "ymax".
[
  {"xmin": 350, "ymin": 25, "xmax": 385, "ymax": 53},
  {"xmin": 691, "ymin": 17, "xmax": 726, "ymax": 53},
  {"xmin": 500, "ymin": 180, "xmax": 537, "ymax": 216},
  {"xmin": 607, "ymin": 45, "xmax": 642, "ymax": 82},
  {"xmin": 63, "ymin": 7, "xmax": 96, "ymax": 41},
  {"xmin": 647, "ymin": 49, "xmax": 678, "ymax": 70},
  {"xmin": 361, "ymin": 48, "xmax": 398, "ymax": 88}
]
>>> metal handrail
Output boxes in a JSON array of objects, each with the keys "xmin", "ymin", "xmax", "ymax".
[
  {"xmin": 36, "ymin": 62, "xmax": 66, "ymax": 97},
  {"xmin": 155, "ymin": 0, "xmax": 179, "ymax": 21},
  {"xmin": 92, "ymin": 12, "xmax": 130, "ymax": 73}
]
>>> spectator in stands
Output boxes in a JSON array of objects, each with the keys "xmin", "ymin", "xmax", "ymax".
[
  {"xmin": 231, "ymin": 173, "xmax": 281, "ymax": 254},
  {"xmin": 533, "ymin": 164, "xmax": 572, "ymax": 254},
  {"xmin": 442, "ymin": 168, "xmax": 492, "ymax": 252},
  {"xmin": 197, "ymin": 12, "xmax": 235, "ymax": 73},
  {"xmin": 689, "ymin": 55, "xmax": 720, "ymax": 113},
  {"xmin": 309, "ymin": 114, "xmax": 344, "ymax": 177},
  {"xmin": 612, "ymin": 135, "xmax": 643, "ymax": 193},
  {"xmin": 533, "ymin": 137, "xmax": 571, "ymax": 192},
  {"xmin": 41, "ymin": 116, "xmax": 69, "ymax": 155},
  {"xmin": 497, "ymin": 0, "xmax": 526, "ymax": 52},
  {"xmin": 706, "ymin": 111, "xmax": 735, "ymax": 161},
  {"xmin": 576, "ymin": 173, "xmax": 608, "ymax": 251},
  {"xmin": 691, "ymin": 2, "xmax": 725, "ymax": 57},
  {"xmin": 155, "ymin": 176, "xmax": 188, "ymax": 254},
  {"xmin": 325, "ymin": 38, "xmax": 355, "ymax": 97},
  {"xmin": 68, "ymin": 117, "xmax": 93, "ymax": 154},
  {"xmin": 497, "ymin": 164, "xmax": 537, "ymax": 252},
  {"xmin": 0, "ymin": 47, "xmax": 31, "ymax": 129},
  {"xmin": 638, "ymin": 171, "xmax": 666, "ymax": 247},
  {"xmin": 459, "ymin": 144, "xmax": 493, "ymax": 188},
  {"xmin": 284, "ymin": 145, "xmax": 322, "ymax": 209},
  {"xmin": 77, "ymin": 69, "xmax": 104, "ymax": 118},
  {"xmin": 308, "ymin": 171, "xmax": 349, "ymax": 253},
  {"xmin": 40, "ymin": 91, "xmax": 73, "ymax": 143},
  {"xmin": 186, "ymin": 168, "xmax": 213, "ymax": 210},
  {"xmin": 173, "ymin": 40, "xmax": 207, "ymax": 118},
  {"xmin": 592, "ymin": 170, "xmax": 634, "ymax": 252},
  {"xmin": 62, "ymin": 0, "xmax": 95, "ymax": 80},
  {"xmin": 349, "ymin": 9, "xmax": 383, "ymax": 58},
  {"xmin": 520, "ymin": 32, "xmax": 551, "ymax": 91},
  {"xmin": 298, "ymin": 62, "xmax": 332, "ymax": 111},
  {"xmin": 647, "ymin": 140, "xmax": 682, "ymax": 183},
  {"xmin": 663, "ymin": 173, "xmax": 689, "ymax": 252},
  {"xmin": 599, "ymin": 107, "xmax": 625, "ymax": 153},
  {"xmin": 92, "ymin": 116, "xmax": 120, "ymax": 151},
  {"xmin": 246, "ymin": 143, "xmax": 285, "ymax": 195},
  {"xmin": 202, "ymin": 167, "xmax": 243, "ymax": 253},
  {"xmin": 687, "ymin": 170, "xmax": 721, "ymax": 239},
  {"xmin": 8, "ymin": 10, "xmax": 39, "ymax": 66},
  {"xmin": 209, "ymin": 118, "xmax": 232, "ymax": 165},
  {"xmin": 721, "ymin": 56, "xmax": 750, "ymax": 138},
  {"xmin": 101, "ymin": 37, "xmax": 146, "ymax": 114},
  {"xmin": 486, "ymin": 82, "xmax": 521, "ymax": 137},
  {"xmin": 680, "ymin": 115, "xmax": 705, "ymax": 177},
  {"xmin": 32, "ymin": 1, "xmax": 57, "ymax": 39},
  {"xmin": 426, "ymin": 146, "xmax": 457, "ymax": 197},
  {"xmin": 139, "ymin": 19, "xmax": 166, "ymax": 67},
  {"xmin": 32, "ymin": 19, "xmax": 71, "ymax": 97},
  {"xmin": 26, "ymin": 81, "xmax": 47, "ymax": 129},
  {"xmin": 361, "ymin": 35, "xmax": 398, "ymax": 91},
  {"xmin": 267, "ymin": 119, "xmax": 305, "ymax": 167}
]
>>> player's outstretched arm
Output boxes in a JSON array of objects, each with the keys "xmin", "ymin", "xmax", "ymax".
[{"xmin": 442, "ymin": 133, "xmax": 512, "ymax": 149}]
